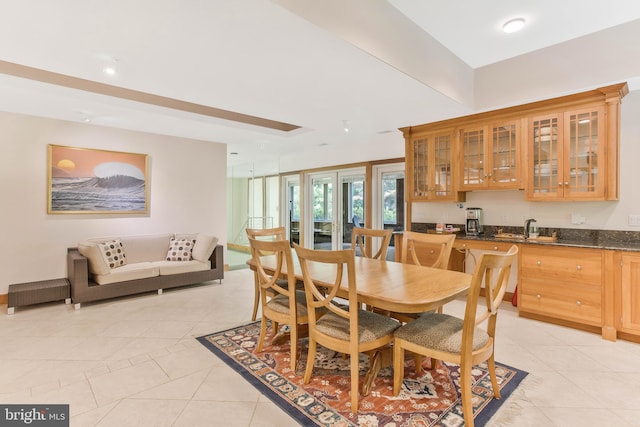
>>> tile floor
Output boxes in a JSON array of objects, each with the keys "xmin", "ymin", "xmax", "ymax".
[{"xmin": 1, "ymin": 268, "xmax": 640, "ymax": 426}]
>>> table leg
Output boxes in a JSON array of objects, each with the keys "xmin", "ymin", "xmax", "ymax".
[
  {"xmin": 361, "ymin": 347, "xmax": 393, "ymax": 396},
  {"xmin": 271, "ymin": 324, "xmax": 308, "ymax": 346}
]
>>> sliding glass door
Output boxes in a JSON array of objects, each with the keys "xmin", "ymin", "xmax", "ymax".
[
  {"xmin": 282, "ymin": 174, "xmax": 301, "ymax": 246},
  {"xmin": 305, "ymin": 168, "xmax": 365, "ymax": 249},
  {"xmin": 372, "ymin": 163, "xmax": 405, "ymax": 259}
]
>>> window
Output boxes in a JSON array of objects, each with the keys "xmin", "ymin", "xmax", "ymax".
[
  {"xmin": 312, "ymin": 177, "xmax": 333, "ymax": 220},
  {"xmin": 382, "ymin": 173, "xmax": 403, "ymax": 224},
  {"xmin": 347, "ymin": 179, "xmax": 364, "ymax": 223}
]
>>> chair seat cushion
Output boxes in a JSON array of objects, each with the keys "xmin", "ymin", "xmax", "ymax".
[
  {"xmin": 316, "ymin": 309, "xmax": 399, "ymax": 343},
  {"xmin": 394, "ymin": 312, "xmax": 489, "ymax": 353},
  {"xmin": 266, "ymin": 290, "xmax": 308, "ymax": 316}
]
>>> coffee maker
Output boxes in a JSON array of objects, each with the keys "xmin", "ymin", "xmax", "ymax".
[{"xmin": 466, "ymin": 207, "xmax": 483, "ymax": 236}]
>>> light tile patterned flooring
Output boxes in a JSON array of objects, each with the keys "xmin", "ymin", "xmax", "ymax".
[{"xmin": 1, "ymin": 268, "xmax": 640, "ymax": 426}]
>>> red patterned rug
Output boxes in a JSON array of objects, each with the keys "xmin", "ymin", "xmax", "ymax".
[{"xmin": 197, "ymin": 321, "xmax": 527, "ymax": 426}]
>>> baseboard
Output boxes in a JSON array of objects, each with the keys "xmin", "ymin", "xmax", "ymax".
[
  {"xmin": 0, "ymin": 293, "xmax": 7, "ymax": 305},
  {"xmin": 616, "ymin": 331, "xmax": 640, "ymax": 344},
  {"xmin": 518, "ymin": 311, "xmax": 602, "ymax": 335}
]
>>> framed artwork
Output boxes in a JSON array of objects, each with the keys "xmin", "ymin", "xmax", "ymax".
[{"xmin": 47, "ymin": 145, "xmax": 149, "ymax": 214}]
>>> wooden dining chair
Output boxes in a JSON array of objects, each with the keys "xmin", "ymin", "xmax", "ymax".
[
  {"xmin": 391, "ymin": 231, "xmax": 458, "ymax": 323},
  {"xmin": 351, "ymin": 227, "xmax": 392, "ymax": 260},
  {"xmin": 246, "ymin": 227, "xmax": 287, "ymax": 321},
  {"xmin": 293, "ymin": 244, "xmax": 400, "ymax": 413},
  {"xmin": 393, "ymin": 245, "xmax": 518, "ymax": 427},
  {"xmin": 400, "ymin": 230, "xmax": 456, "ymax": 270},
  {"xmin": 249, "ymin": 237, "xmax": 308, "ymax": 371}
]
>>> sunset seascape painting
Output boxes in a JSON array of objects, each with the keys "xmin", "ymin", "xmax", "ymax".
[{"xmin": 47, "ymin": 145, "xmax": 149, "ymax": 214}]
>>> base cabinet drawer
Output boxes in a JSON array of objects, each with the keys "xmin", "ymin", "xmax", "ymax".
[
  {"xmin": 520, "ymin": 279, "xmax": 602, "ymax": 325},
  {"xmin": 520, "ymin": 246, "xmax": 603, "ymax": 285}
]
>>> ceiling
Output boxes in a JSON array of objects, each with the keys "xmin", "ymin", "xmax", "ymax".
[{"xmin": 1, "ymin": 0, "xmax": 640, "ymax": 177}]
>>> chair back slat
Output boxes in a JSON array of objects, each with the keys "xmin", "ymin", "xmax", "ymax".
[
  {"xmin": 467, "ymin": 245, "xmax": 518, "ymax": 332},
  {"xmin": 351, "ymin": 228, "xmax": 392, "ymax": 260},
  {"xmin": 248, "ymin": 237, "xmax": 296, "ymax": 301},
  {"xmin": 294, "ymin": 244, "xmax": 356, "ymax": 321},
  {"xmin": 400, "ymin": 231, "xmax": 456, "ymax": 270}
]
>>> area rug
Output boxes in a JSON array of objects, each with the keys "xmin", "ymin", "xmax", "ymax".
[{"xmin": 197, "ymin": 322, "xmax": 528, "ymax": 426}]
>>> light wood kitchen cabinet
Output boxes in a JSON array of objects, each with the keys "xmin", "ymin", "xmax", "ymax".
[
  {"xmin": 403, "ymin": 129, "xmax": 463, "ymax": 202},
  {"xmin": 527, "ymin": 106, "xmax": 607, "ymax": 201},
  {"xmin": 459, "ymin": 120, "xmax": 522, "ymax": 191},
  {"xmin": 401, "ymin": 83, "xmax": 627, "ymax": 203},
  {"xmin": 519, "ymin": 245, "xmax": 603, "ymax": 327},
  {"xmin": 614, "ymin": 252, "xmax": 640, "ymax": 336}
]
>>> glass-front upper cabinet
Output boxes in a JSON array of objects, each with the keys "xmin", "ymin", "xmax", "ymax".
[
  {"xmin": 527, "ymin": 107, "xmax": 605, "ymax": 200},
  {"xmin": 408, "ymin": 130, "xmax": 461, "ymax": 201},
  {"xmin": 460, "ymin": 120, "xmax": 521, "ymax": 191}
]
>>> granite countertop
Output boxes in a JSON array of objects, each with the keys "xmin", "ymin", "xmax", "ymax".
[{"xmin": 410, "ymin": 223, "xmax": 640, "ymax": 252}]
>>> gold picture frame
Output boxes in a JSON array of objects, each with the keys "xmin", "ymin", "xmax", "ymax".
[{"xmin": 47, "ymin": 144, "xmax": 149, "ymax": 214}]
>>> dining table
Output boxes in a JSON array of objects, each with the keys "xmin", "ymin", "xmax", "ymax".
[{"xmin": 247, "ymin": 252, "xmax": 473, "ymax": 395}]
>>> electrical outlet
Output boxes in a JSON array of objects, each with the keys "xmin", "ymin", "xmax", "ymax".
[
  {"xmin": 629, "ymin": 214, "xmax": 640, "ymax": 226},
  {"xmin": 571, "ymin": 213, "xmax": 586, "ymax": 225}
]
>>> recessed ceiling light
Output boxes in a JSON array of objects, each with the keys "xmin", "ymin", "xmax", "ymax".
[
  {"xmin": 102, "ymin": 58, "xmax": 118, "ymax": 76},
  {"xmin": 503, "ymin": 18, "xmax": 525, "ymax": 33}
]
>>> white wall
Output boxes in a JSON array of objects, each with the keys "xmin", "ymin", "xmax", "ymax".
[
  {"xmin": 412, "ymin": 89, "xmax": 640, "ymax": 231},
  {"xmin": 0, "ymin": 112, "xmax": 227, "ymax": 294}
]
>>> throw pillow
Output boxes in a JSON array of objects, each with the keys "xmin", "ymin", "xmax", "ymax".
[
  {"xmin": 98, "ymin": 239, "xmax": 127, "ymax": 269},
  {"xmin": 166, "ymin": 238, "xmax": 195, "ymax": 261}
]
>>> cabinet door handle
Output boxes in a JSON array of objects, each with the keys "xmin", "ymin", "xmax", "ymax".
[
  {"xmin": 536, "ymin": 260, "xmax": 542, "ymax": 266},
  {"xmin": 576, "ymin": 265, "xmax": 582, "ymax": 270},
  {"xmin": 493, "ymin": 246, "xmax": 498, "ymax": 250},
  {"xmin": 429, "ymin": 249, "xmax": 435, "ymax": 254},
  {"xmin": 564, "ymin": 182, "xmax": 569, "ymax": 186},
  {"xmin": 576, "ymin": 300, "xmax": 582, "ymax": 306},
  {"xmin": 536, "ymin": 294, "xmax": 542, "ymax": 299}
]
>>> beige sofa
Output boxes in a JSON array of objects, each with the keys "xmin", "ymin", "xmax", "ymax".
[{"xmin": 67, "ymin": 233, "xmax": 223, "ymax": 308}]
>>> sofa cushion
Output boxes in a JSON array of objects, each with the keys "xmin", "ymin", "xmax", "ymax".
[
  {"xmin": 94, "ymin": 262, "xmax": 159, "ymax": 285},
  {"xmin": 192, "ymin": 234, "xmax": 219, "ymax": 262},
  {"xmin": 154, "ymin": 260, "xmax": 211, "ymax": 275},
  {"xmin": 98, "ymin": 239, "xmax": 127, "ymax": 269},
  {"xmin": 118, "ymin": 233, "xmax": 173, "ymax": 263},
  {"xmin": 77, "ymin": 242, "xmax": 110, "ymax": 275},
  {"xmin": 166, "ymin": 238, "xmax": 195, "ymax": 261}
]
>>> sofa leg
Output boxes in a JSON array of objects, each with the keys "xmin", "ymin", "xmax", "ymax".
[
  {"xmin": 74, "ymin": 303, "xmax": 81, "ymax": 310},
  {"xmin": 158, "ymin": 289, "xmax": 163, "ymax": 295},
  {"xmin": 7, "ymin": 307, "xmax": 15, "ymax": 315}
]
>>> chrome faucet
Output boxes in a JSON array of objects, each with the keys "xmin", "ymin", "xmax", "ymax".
[{"xmin": 524, "ymin": 218, "xmax": 537, "ymax": 238}]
